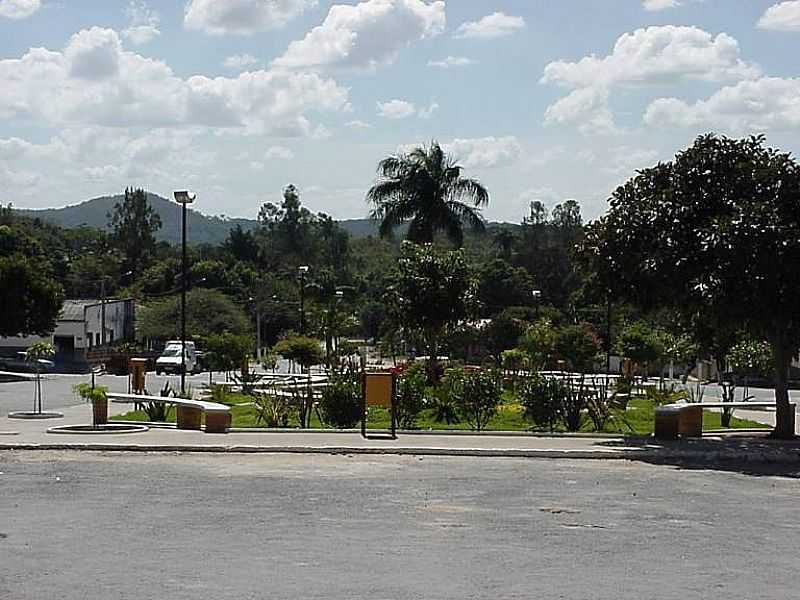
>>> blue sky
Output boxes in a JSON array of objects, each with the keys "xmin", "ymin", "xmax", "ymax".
[{"xmin": 1, "ymin": 0, "xmax": 799, "ymax": 223}]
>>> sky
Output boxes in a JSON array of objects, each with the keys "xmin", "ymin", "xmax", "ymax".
[{"xmin": 1, "ymin": 0, "xmax": 800, "ymax": 223}]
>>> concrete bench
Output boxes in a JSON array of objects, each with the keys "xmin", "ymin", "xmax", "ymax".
[
  {"xmin": 654, "ymin": 401, "xmax": 788, "ymax": 439},
  {"xmin": 108, "ymin": 393, "xmax": 232, "ymax": 433}
]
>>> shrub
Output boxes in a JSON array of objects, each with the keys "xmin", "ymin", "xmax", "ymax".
[
  {"xmin": 274, "ymin": 336, "xmax": 325, "ymax": 371},
  {"xmin": 253, "ymin": 392, "xmax": 291, "ymax": 428},
  {"xmin": 319, "ymin": 376, "xmax": 362, "ymax": 429},
  {"xmin": 395, "ymin": 362, "xmax": 427, "ymax": 429},
  {"xmin": 432, "ymin": 369, "xmax": 463, "ymax": 425},
  {"xmin": 73, "ymin": 383, "xmax": 107, "ymax": 404},
  {"xmin": 518, "ymin": 375, "xmax": 563, "ymax": 432},
  {"xmin": 555, "ymin": 324, "xmax": 601, "ymax": 373},
  {"xmin": 451, "ymin": 369, "xmax": 502, "ymax": 431}
]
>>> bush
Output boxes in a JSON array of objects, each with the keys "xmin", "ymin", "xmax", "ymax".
[
  {"xmin": 395, "ymin": 362, "xmax": 427, "ymax": 429},
  {"xmin": 253, "ymin": 392, "xmax": 291, "ymax": 428},
  {"xmin": 432, "ymin": 369, "xmax": 463, "ymax": 425},
  {"xmin": 274, "ymin": 336, "xmax": 324, "ymax": 371},
  {"xmin": 319, "ymin": 377, "xmax": 361, "ymax": 429},
  {"xmin": 73, "ymin": 383, "xmax": 107, "ymax": 404},
  {"xmin": 555, "ymin": 324, "xmax": 601, "ymax": 373},
  {"xmin": 450, "ymin": 368, "xmax": 502, "ymax": 431},
  {"xmin": 518, "ymin": 375, "xmax": 563, "ymax": 432}
]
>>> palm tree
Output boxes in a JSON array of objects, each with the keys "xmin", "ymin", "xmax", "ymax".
[{"xmin": 367, "ymin": 141, "xmax": 489, "ymax": 247}]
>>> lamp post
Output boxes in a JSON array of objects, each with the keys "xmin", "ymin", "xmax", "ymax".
[
  {"xmin": 298, "ymin": 265, "xmax": 309, "ymax": 335},
  {"xmin": 531, "ymin": 289, "xmax": 542, "ymax": 318},
  {"xmin": 174, "ymin": 190, "xmax": 196, "ymax": 396}
]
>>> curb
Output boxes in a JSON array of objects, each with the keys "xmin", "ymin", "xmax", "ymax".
[{"xmin": 1, "ymin": 443, "xmax": 799, "ymax": 463}]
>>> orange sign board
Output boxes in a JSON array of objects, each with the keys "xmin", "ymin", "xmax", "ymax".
[{"xmin": 364, "ymin": 372, "xmax": 394, "ymax": 408}]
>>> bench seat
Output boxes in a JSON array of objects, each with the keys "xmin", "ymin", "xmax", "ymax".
[
  {"xmin": 654, "ymin": 401, "xmax": 791, "ymax": 440},
  {"xmin": 108, "ymin": 393, "xmax": 231, "ymax": 433}
]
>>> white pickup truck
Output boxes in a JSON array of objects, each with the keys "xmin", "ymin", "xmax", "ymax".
[{"xmin": 155, "ymin": 341, "xmax": 200, "ymax": 375}]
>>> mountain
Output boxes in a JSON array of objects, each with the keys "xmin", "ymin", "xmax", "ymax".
[{"xmin": 15, "ymin": 194, "xmax": 384, "ymax": 245}]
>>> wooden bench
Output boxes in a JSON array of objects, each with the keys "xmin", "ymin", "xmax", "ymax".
[
  {"xmin": 654, "ymin": 401, "xmax": 789, "ymax": 439},
  {"xmin": 108, "ymin": 393, "xmax": 232, "ymax": 433}
]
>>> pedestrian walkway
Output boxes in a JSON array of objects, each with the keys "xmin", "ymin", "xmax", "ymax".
[{"xmin": 1, "ymin": 400, "xmax": 800, "ymax": 463}]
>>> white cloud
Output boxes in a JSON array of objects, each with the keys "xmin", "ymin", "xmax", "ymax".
[
  {"xmin": 453, "ymin": 12, "xmax": 525, "ymax": 40},
  {"xmin": 427, "ymin": 55, "xmax": 475, "ymax": 69},
  {"xmin": 544, "ymin": 87, "xmax": 617, "ymax": 135},
  {"xmin": 184, "ymin": 0, "xmax": 316, "ymax": 35},
  {"xmin": 543, "ymin": 26, "xmax": 759, "ymax": 89},
  {"xmin": 601, "ymin": 146, "xmax": 660, "ymax": 175},
  {"xmin": 643, "ymin": 0, "xmax": 679, "ymax": 11},
  {"xmin": 122, "ymin": 1, "xmax": 160, "ymax": 45},
  {"xmin": 273, "ymin": 0, "xmax": 445, "ymax": 71},
  {"xmin": 265, "ymin": 145, "xmax": 295, "ymax": 159},
  {"xmin": 376, "ymin": 99, "xmax": 437, "ymax": 119},
  {"xmin": 377, "ymin": 99, "xmax": 416, "ymax": 119},
  {"xmin": 0, "ymin": 27, "xmax": 349, "ymax": 135},
  {"xmin": 445, "ymin": 136, "xmax": 522, "ymax": 169},
  {"xmin": 345, "ymin": 119, "xmax": 371, "ymax": 129},
  {"xmin": 0, "ymin": 0, "xmax": 39, "ymax": 19},
  {"xmin": 758, "ymin": 1, "xmax": 800, "ymax": 31},
  {"xmin": 541, "ymin": 25, "xmax": 759, "ymax": 135},
  {"xmin": 644, "ymin": 77, "xmax": 800, "ymax": 132},
  {"xmin": 223, "ymin": 53, "xmax": 260, "ymax": 70}
]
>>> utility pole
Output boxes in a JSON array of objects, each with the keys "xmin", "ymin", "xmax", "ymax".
[
  {"xmin": 174, "ymin": 191, "xmax": 196, "ymax": 396},
  {"xmin": 100, "ymin": 278, "xmax": 106, "ymax": 346}
]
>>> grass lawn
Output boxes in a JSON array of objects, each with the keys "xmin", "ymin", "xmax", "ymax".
[{"xmin": 111, "ymin": 396, "xmax": 770, "ymax": 436}]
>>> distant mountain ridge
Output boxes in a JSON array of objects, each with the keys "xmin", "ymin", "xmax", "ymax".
[{"xmin": 14, "ymin": 193, "xmax": 383, "ymax": 245}]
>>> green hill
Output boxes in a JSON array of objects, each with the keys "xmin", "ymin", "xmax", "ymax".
[{"xmin": 15, "ymin": 194, "xmax": 384, "ymax": 245}]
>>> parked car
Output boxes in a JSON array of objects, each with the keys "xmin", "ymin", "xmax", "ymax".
[{"xmin": 0, "ymin": 352, "xmax": 55, "ymax": 373}]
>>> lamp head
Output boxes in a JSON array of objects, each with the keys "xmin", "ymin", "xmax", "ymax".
[{"xmin": 173, "ymin": 190, "xmax": 196, "ymax": 204}]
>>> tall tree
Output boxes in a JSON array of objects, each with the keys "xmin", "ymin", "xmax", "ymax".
[
  {"xmin": 367, "ymin": 141, "xmax": 489, "ymax": 247},
  {"xmin": 108, "ymin": 188, "xmax": 162, "ymax": 274},
  {"xmin": 581, "ymin": 134, "xmax": 800, "ymax": 438}
]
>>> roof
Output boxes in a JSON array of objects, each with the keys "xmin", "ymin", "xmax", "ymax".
[{"xmin": 60, "ymin": 300, "xmax": 97, "ymax": 321}]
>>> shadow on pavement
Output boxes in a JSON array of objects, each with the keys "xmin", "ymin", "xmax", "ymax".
[{"xmin": 600, "ymin": 434, "xmax": 800, "ymax": 478}]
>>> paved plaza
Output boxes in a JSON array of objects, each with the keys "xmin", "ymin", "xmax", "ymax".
[{"xmin": 1, "ymin": 451, "xmax": 799, "ymax": 600}]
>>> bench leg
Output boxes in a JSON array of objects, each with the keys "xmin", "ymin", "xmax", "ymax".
[
  {"xmin": 176, "ymin": 405, "xmax": 202, "ymax": 430},
  {"xmin": 654, "ymin": 411, "xmax": 679, "ymax": 440},
  {"xmin": 678, "ymin": 406, "xmax": 703, "ymax": 438},
  {"xmin": 205, "ymin": 412, "xmax": 231, "ymax": 434}
]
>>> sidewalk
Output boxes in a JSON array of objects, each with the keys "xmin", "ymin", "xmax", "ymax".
[{"xmin": 2, "ymin": 401, "xmax": 800, "ymax": 463}]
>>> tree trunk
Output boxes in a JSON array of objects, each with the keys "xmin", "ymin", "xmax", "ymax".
[{"xmin": 772, "ymin": 343, "xmax": 795, "ymax": 439}]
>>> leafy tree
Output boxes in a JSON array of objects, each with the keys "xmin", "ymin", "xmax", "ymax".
[
  {"xmin": 555, "ymin": 324, "xmax": 601, "ymax": 373},
  {"xmin": 581, "ymin": 134, "xmax": 800, "ymax": 437},
  {"xmin": 477, "ymin": 259, "xmax": 535, "ymax": 316},
  {"xmin": 203, "ymin": 332, "xmax": 253, "ymax": 374},
  {"xmin": 367, "ymin": 140, "xmax": 489, "ymax": 247},
  {"xmin": 0, "ymin": 218, "xmax": 64, "ymax": 337},
  {"xmin": 273, "ymin": 335, "xmax": 324, "ymax": 371},
  {"xmin": 483, "ymin": 309, "xmax": 529, "ymax": 367},
  {"xmin": 224, "ymin": 224, "xmax": 259, "ymax": 264},
  {"xmin": 726, "ymin": 337, "xmax": 772, "ymax": 381},
  {"xmin": 385, "ymin": 242, "xmax": 477, "ymax": 376},
  {"xmin": 395, "ymin": 362, "xmax": 427, "ymax": 429},
  {"xmin": 137, "ymin": 288, "xmax": 249, "ymax": 341},
  {"xmin": 108, "ymin": 188, "xmax": 162, "ymax": 274},
  {"xmin": 518, "ymin": 319, "xmax": 558, "ymax": 371},
  {"xmin": 359, "ymin": 301, "xmax": 387, "ymax": 342},
  {"xmin": 617, "ymin": 321, "xmax": 664, "ymax": 373},
  {"xmin": 449, "ymin": 368, "xmax": 502, "ymax": 431},
  {"xmin": 492, "ymin": 228, "xmax": 516, "ymax": 260}
]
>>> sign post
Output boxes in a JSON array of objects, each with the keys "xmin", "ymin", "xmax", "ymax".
[{"xmin": 361, "ymin": 371, "xmax": 396, "ymax": 438}]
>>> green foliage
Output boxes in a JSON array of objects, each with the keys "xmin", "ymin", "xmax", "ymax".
[
  {"xmin": 359, "ymin": 301, "xmax": 387, "ymax": 341},
  {"xmin": 477, "ymin": 259, "xmax": 535, "ymax": 316},
  {"xmin": 108, "ymin": 187, "xmax": 162, "ymax": 273},
  {"xmin": 0, "ymin": 254, "xmax": 64, "ymax": 338},
  {"xmin": 273, "ymin": 335, "xmax": 324, "ymax": 369},
  {"xmin": 518, "ymin": 375, "xmax": 563, "ymax": 432},
  {"xmin": 483, "ymin": 309, "xmax": 529, "ymax": 365},
  {"xmin": 319, "ymin": 376, "xmax": 362, "ymax": 429},
  {"xmin": 431, "ymin": 370, "xmax": 462, "ymax": 424},
  {"xmin": 395, "ymin": 363, "xmax": 427, "ymax": 429},
  {"xmin": 645, "ymin": 384, "xmax": 689, "ymax": 406},
  {"xmin": 253, "ymin": 392, "xmax": 291, "ymax": 428},
  {"xmin": 726, "ymin": 338, "xmax": 772, "ymax": 380},
  {"xmin": 501, "ymin": 348, "xmax": 528, "ymax": 372},
  {"xmin": 138, "ymin": 288, "xmax": 250, "ymax": 340},
  {"xmin": 518, "ymin": 319, "xmax": 557, "ymax": 370},
  {"xmin": 204, "ymin": 332, "xmax": 253, "ymax": 373},
  {"xmin": 554, "ymin": 324, "xmax": 601, "ymax": 373},
  {"xmin": 446, "ymin": 368, "xmax": 502, "ymax": 431},
  {"xmin": 386, "ymin": 242, "xmax": 477, "ymax": 361},
  {"xmin": 617, "ymin": 321, "xmax": 664, "ymax": 367},
  {"xmin": 73, "ymin": 383, "xmax": 108, "ymax": 403},
  {"xmin": 25, "ymin": 341, "xmax": 55, "ymax": 361},
  {"xmin": 367, "ymin": 140, "xmax": 489, "ymax": 247}
]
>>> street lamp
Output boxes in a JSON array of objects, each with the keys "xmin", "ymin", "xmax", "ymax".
[
  {"xmin": 532, "ymin": 289, "xmax": 542, "ymax": 318},
  {"xmin": 174, "ymin": 190, "xmax": 196, "ymax": 395},
  {"xmin": 298, "ymin": 265, "xmax": 309, "ymax": 336}
]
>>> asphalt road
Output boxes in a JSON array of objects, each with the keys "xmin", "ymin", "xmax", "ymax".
[{"xmin": 1, "ymin": 452, "xmax": 798, "ymax": 600}]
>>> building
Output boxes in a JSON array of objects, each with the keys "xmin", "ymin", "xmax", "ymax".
[{"xmin": 0, "ymin": 298, "xmax": 135, "ymax": 371}]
